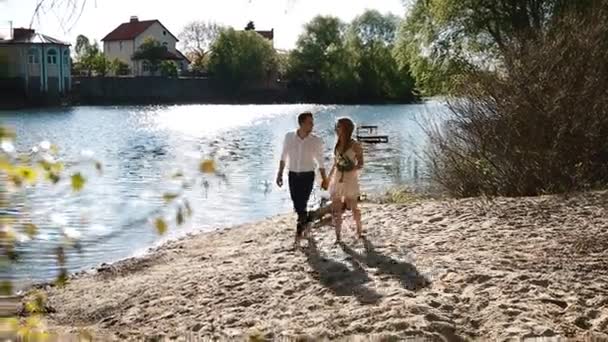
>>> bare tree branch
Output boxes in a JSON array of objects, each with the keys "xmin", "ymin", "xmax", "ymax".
[{"xmin": 29, "ymin": 0, "xmax": 89, "ymax": 33}]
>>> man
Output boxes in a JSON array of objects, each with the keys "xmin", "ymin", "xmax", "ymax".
[{"xmin": 276, "ymin": 111, "xmax": 328, "ymax": 247}]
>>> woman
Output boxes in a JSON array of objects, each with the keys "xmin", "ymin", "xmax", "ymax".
[{"xmin": 328, "ymin": 117, "xmax": 364, "ymax": 243}]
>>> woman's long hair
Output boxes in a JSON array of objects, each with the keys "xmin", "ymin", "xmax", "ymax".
[{"xmin": 334, "ymin": 117, "xmax": 356, "ymax": 154}]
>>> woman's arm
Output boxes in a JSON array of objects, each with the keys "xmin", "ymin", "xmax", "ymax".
[
  {"xmin": 328, "ymin": 161, "xmax": 336, "ymax": 178},
  {"xmin": 354, "ymin": 142, "xmax": 364, "ymax": 169}
]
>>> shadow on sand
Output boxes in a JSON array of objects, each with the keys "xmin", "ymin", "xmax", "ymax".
[
  {"xmin": 304, "ymin": 237, "xmax": 382, "ymax": 304},
  {"xmin": 340, "ymin": 237, "xmax": 430, "ymax": 291}
]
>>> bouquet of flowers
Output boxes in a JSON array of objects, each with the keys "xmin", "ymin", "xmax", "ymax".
[{"xmin": 336, "ymin": 153, "xmax": 356, "ymax": 182}]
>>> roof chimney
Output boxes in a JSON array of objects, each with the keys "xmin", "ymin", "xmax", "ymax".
[
  {"xmin": 13, "ymin": 28, "xmax": 35, "ymax": 41},
  {"xmin": 130, "ymin": 16, "xmax": 139, "ymax": 23}
]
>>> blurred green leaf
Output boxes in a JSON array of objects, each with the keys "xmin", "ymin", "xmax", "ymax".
[
  {"xmin": 24, "ymin": 224, "xmax": 38, "ymax": 239},
  {"xmin": 0, "ymin": 280, "xmax": 12, "ymax": 295},
  {"xmin": 25, "ymin": 301, "xmax": 40, "ymax": 314},
  {"xmin": 25, "ymin": 292, "xmax": 46, "ymax": 314},
  {"xmin": 47, "ymin": 172, "xmax": 60, "ymax": 184},
  {"xmin": 0, "ymin": 227, "xmax": 16, "ymax": 243},
  {"xmin": 0, "ymin": 127, "xmax": 15, "ymax": 140},
  {"xmin": 0, "ymin": 158, "xmax": 13, "ymax": 172},
  {"xmin": 39, "ymin": 160, "xmax": 64, "ymax": 173},
  {"xmin": 15, "ymin": 166, "xmax": 38, "ymax": 184},
  {"xmin": 199, "ymin": 159, "xmax": 216, "ymax": 173},
  {"xmin": 17, "ymin": 154, "xmax": 31, "ymax": 164},
  {"xmin": 6, "ymin": 248, "xmax": 19, "ymax": 261},
  {"xmin": 0, "ymin": 317, "xmax": 19, "ymax": 333},
  {"xmin": 56, "ymin": 268, "xmax": 69, "ymax": 287},
  {"xmin": 9, "ymin": 174, "xmax": 23, "ymax": 187},
  {"xmin": 155, "ymin": 218, "xmax": 168, "ymax": 235},
  {"xmin": 79, "ymin": 329, "xmax": 94, "ymax": 341},
  {"xmin": 162, "ymin": 193, "xmax": 179, "ymax": 203},
  {"xmin": 71, "ymin": 173, "xmax": 86, "ymax": 192}
]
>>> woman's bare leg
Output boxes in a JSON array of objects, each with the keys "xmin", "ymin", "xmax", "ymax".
[
  {"xmin": 346, "ymin": 197, "xmax": 362, "ymax": 238},
  {"xmin": 331, "ymin": 196, "xmax": 343, "ymax": 243}
]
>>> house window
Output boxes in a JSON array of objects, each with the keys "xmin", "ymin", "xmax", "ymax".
[
  {"xmin": 143, "ymin": 62, "xmax": 150, "ymax": 72},
  {"xmin": 163, "ymin": 42, "xmax": 168, "ymax": 47},
  {"xmin": 119, "ymin": 41, "xmax": 123, "ymax": 51},
  {"xmin": 47, "ymin": 49, "xmax": 58, "ymax": 64},
  {"xmin": 63, "ymin": 50, "xmax": 70, "ymax": 66},
  {"xmin": 27, "ymin": 48, "xmax": 39, "ymax": 64},
  {"xmin": 163, "ymin": 30, "xmax": 167, "ymax": 36}
]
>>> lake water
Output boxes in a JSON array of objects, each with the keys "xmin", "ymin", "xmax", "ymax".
[{"xmin": 0, "ymin": 102, "xmax": 445, "ymax": 286}]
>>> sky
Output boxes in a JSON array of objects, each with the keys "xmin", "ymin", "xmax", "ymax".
[{"xmin": 0, "ymin": 0, "xmax": 405, "ymax": 50}]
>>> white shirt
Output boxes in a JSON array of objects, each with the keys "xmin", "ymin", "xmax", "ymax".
[{"xmin": 280, "ymin": 131, "xmax": 325, "ymax": 172}]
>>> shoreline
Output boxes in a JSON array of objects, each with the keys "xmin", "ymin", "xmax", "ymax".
[
  {"xmin": 0, "ymin": 99, "xmax": 425, "ymax": 111},
  {"xmin": 17, "ymin": 191, "xmax": 608, "ymax": 340}
]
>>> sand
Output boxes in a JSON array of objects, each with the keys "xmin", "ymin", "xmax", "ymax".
[{"xmin": 16, "ymin": 191, "xmax": 608, "ymax": 341}]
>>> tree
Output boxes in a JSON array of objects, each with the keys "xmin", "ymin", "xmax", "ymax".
[
  {"xmin": 73, "ymin": 35, "xmax": 102, "ymax": 76},
  {"xmin": 92, "ymin": 53, "xmax": 110, "ymax": 76},
  {"xmin": 187, "ymin": 52, "xmax": 210, "ymax": 74},
  {"xmin": 160, "ymin": 60, "xmax": 179, "ymax": 77},
  {"xmin": 30, "ymin": 0, "xmax": 91, "ymax": 31},
  {"xmin": 75, "ymin": 34, "xmax": 90, "ymax": 57},
  {"xmin": 395, "ymin": 0, "xmax": 595, "ymax": 95},
  {"xmin": 245, "ymin": 21, "xmax": 256, "ymax": 31},
  {"xmin": 347, "ymin": 10, "xmax": 415, "ymax": 102},
  {"xmin": 208, "ymin": 28, "xmax": 277, "ymax": 89},
  {"xmin": 110, "ymin": 58, "xmax": 130, "ymax": 76},
  {"xmin": 287, "ymin": 16, "xmax": 358, "ymax": 101},
  {"xmin": 132, "ymin": 37, "xmax": 168, "ymax": 74},
  {"xmin": 276, "ymin": 52, "xmax": 290, "ymax": 80},
  {"xmin": 179, "ymin": 21, "xmax": 223, "ymax": 67}
]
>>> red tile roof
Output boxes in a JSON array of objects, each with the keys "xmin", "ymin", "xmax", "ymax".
[
  {"xmin": 102, "ymin": 19, "xmax": 178, "ymax": 42},
  {"xmin": 256, "ymin": 30, "xmax": 274, "ymax": 40}
]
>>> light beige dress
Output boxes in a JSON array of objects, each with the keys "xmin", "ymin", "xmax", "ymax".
[{"xmin": 329, "ymin": 146, "xmax": 360, "ymax": 200}]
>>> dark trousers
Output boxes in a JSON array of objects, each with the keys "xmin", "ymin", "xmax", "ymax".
[{"xmin": 288, "ymin": 171, "xmax": 315, "ymax": 236}]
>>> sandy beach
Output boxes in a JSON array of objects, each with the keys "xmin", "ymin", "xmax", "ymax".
[{"xmin": 18, "ymin": 190, "xmax": 608, "ymax": 341}]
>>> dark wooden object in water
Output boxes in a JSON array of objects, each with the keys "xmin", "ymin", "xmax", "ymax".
[{"xmin": 356, "ymin": 125, "xmax": 389, "ymax": 143}]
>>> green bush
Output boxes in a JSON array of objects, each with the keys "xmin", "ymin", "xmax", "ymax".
[
  {"xmin": 426, "ymin": 5, "xmax": 608, "ymax": 197},
  {"xmin": 160, "ymin": 61, "xmax": 178, "ymax": 78}
]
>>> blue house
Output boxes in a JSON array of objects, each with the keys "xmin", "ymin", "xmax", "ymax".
[{"xmin": 0, "ymin": 28, "xmax": 71, "ymax": 101}]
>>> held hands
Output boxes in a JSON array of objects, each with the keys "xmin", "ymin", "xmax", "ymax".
[
  {"xmin": 276, "ymin": 173, "xmax": 329, "ymax": 189},
  {"xmin": 321, "ymin": 177, "xmax": 329, "ymax": 190}
]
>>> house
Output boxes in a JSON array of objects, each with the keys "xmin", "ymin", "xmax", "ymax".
[
  {"xmin": 255, "ymin": 29, "xmax": 274, "ymax": 47},
  {"xmin": 102, "ymin": 16, "xmax": 190, "ymax": 76},
  {"xmin": 240, "ymin": 28, "xmax": 274, "ymax": 48},
  {"xmin": 0, "ymin": 28, "xmax": 71, "ymax": 99}
]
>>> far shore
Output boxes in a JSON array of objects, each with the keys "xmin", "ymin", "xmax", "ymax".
[{"xmin": 14, "ymin": 190, "xmax": 608, "ymax": 341}]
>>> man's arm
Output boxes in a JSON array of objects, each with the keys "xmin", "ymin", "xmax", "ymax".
[{"xmin": 276, "ymin": 134, "xmax": 289, "ymax": 187}]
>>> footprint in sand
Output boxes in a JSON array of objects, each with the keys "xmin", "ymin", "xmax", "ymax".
[{"xmin": 574, "ymin": 316, "xmax": 592, "ymax": 330}]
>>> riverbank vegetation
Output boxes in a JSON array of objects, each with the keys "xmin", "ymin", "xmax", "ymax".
[{"xmin": 412, "ymin": 0, "xmax": 608, "ymax": 197}]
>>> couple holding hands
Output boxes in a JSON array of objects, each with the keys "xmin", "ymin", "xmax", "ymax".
[{"xmin": 276, "ymin": 111, "xmax": 364, "ymax": 247}]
